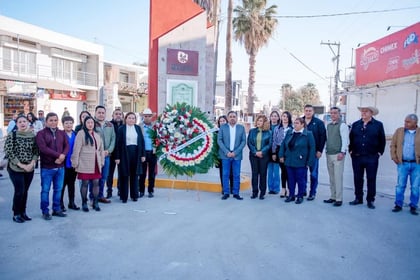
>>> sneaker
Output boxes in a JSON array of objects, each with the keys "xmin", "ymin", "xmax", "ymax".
[
  {"xmin": 43, "ymin": 213, "xmax": 52, "ymax": 220},
  {"xmin": 410, "ymin": 207, "xmax": 419, "ymax": 216}
]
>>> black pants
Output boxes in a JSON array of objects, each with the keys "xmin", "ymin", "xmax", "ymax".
[
  {"xmin": 351, "ymin": 154, "xmax": 379, "ymax": 202},
  {"xmin": 119, "ymin": 145, "xmax": 139, "ymax": 201},
  {"xmin": 139, "ymin": 151, "xmax": 157, "ymax": 194},
  {"xmin": 279, "ymin": 162, "xmax": 288, "ymax": 189},
  {"xmin": 8, "ymin": 168, "xmax": 34, "ymax": 215},
  {"xmin": 61, "ymin": 167, "xmax": 77, "ymax": 206},
  {"xmin": 249, "ymin": 155, "xmax": 269, "ymax": 196},
  {"xmin": 107, "ymin": 154, "xmax": 119, "ymax": 194}
]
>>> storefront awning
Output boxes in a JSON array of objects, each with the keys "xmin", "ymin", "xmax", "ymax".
[{"xmin": 37, "ymin": 80, "xmax": 85, "ymax": 92}]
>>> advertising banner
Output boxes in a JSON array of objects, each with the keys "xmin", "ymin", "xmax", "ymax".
[{"xmin": 355, "ymin": 22, "xmax": 420, "ymax": 86}]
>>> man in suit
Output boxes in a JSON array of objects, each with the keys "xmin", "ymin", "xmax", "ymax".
[{"xmin": 217, "ymin": 111, "xmax": 246, "ymax": 200}]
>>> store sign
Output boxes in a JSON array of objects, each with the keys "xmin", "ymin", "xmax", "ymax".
[
  {"xmin": 6, "ymin": 81, "xmax": 37, "ymax": 94},
  {"xmin": 355, "ymin": 22, "xmax": 420, "ymax": 86},
  {"xmin": 49, "ymin": 90, "xmax": 86, "ymax": 101},
  {"xmin": 166, "ymin": 48, "xmax": 199, "ymax": 76}
]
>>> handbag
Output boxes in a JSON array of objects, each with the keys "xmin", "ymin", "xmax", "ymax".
[{"xmin": 0, "ymin": 131, "xmax": 16, "ymax": 169}]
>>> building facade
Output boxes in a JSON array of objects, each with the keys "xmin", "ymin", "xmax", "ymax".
[{"xmin": 0, "ymin": 15, "xmax": 103, "ymax": 129}]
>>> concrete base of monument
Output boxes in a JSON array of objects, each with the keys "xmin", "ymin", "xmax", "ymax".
[
  {"xmin": 154, "ymin": 175, "xmax": 251, "ymax": 193},
  {"xmin": 112, "ymin": 166, "xmax": 251, "ymax": 193}
]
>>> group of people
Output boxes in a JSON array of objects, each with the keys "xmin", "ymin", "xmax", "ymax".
[
  {"xmin": 4, "ymin": 103, "xmax": 419, "ymax": 223},
  {"xmin": 216, "ymin": 105, "xmax": 419, "ymax": 216},
  {"xmin": 4, "ymin": 106, "xmax": 158, "ymax": 223}
]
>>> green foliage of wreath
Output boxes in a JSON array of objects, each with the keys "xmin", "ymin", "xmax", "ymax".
[{"xmin": 150, "ymin": 103, "xmax": 218, "ymax": 177}]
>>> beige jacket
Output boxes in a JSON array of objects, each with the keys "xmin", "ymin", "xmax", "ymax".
[
  {"xmin": 390, "ymin": 127, "xmax": 420, "ymax": 164},
  {"xmin": 71, "ymin": 130, "xmax": 104, "ymax": 173}
]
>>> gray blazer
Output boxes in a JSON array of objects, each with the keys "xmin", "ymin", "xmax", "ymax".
[{"xmin": 217, "ymin": 123, "xmax": 246, "ymax": 160}]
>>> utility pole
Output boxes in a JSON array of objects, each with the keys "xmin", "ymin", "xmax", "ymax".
[{"xmin": 321, "ymin": 41, "xmax": 340, "ymax": 106}]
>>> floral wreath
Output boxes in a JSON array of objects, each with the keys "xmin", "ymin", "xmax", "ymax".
[{"xmin": 150, "ymin": 102, "xmax": 218, "ymax": 177}]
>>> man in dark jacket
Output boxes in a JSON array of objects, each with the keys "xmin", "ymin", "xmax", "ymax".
[
  {"xmin": 36, "ymin": 112, "xmax": 69, "ymax": 220},
  {"xmin": 106, "ymin": 108, "xmax": 124, "ymax": 198},
  {"xmin": 349, "ymin": 106, "xmax": 386, "ymax": 209},
  {"xmin": 303, "ymin": 104, "xmax": 326, "ymax": 200}
]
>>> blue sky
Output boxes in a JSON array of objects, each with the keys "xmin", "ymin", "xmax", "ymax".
[{"xmin": 0, "ymin": 0, "xmax": 419, "ymax": 106}]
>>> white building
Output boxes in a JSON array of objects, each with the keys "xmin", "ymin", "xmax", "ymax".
[{"xmin": 0, "ymin": 15, "xmax": 103, "ymax": 128}]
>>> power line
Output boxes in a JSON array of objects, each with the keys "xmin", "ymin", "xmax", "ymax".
[
  {"xmin": 274, "ymin": 6, "xmax": 420, "ymax": 19},
  {"xmin": 282, "ymin": 48, "xmax": 327, "ymax": 81}
]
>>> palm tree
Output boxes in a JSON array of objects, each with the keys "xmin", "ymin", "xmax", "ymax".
[
  {"xmin": 225, "ymin": 0, "xmax": 233, "ymax": 112},
  {"xmin": 233, "ymin": 0, "xmax": 278, "ymax": 116}
]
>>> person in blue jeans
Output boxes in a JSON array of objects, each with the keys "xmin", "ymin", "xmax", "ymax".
[
  {"xmin": 89, "ymin": 106, "xmax": 115, "ymax": 204},
  {"xmin": 36, "ymin": 112, "xmax": 69, "ymax": 220},
  {"xmin": 390, "ymin": 114, "xmax": 420, "ymax": 215},
  {"xmin": 217, "ymin": 111, "xmax": 246, "ymax": 200},
  {"xmin": 267, "ymin": 111, "xmax": 280, "ymax": 194},
  {"xmin": 303, "ymin": 104, "xmax": 326, "ymax": 201}
]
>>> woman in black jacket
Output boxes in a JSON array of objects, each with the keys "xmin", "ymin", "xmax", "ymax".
[{"xmin": 115, "ymin": 112, "xmax": 145, "ymax": 203}]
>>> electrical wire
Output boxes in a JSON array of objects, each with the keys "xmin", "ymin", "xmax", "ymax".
[{"xmin": 274, "ymin": 5, "xmax": 420, "ymax": 18}]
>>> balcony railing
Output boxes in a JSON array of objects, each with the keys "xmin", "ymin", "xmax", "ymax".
[{"xmin": 0, "ymin": 58, "xmax": 98, "ymax": 87}]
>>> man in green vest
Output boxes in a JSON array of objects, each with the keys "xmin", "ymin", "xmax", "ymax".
[{"xmin": 324, "ymin": 107, "xmax": 348, "ymax": 207}]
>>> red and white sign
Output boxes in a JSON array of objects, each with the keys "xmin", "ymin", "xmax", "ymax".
[
  {"xmin": 355, "ymin": 22, "xmax": 420, "ymax": 86},
  {"xmin": 166, "ymin": 48, "xmax": 199, "ymax": 76},
  {"xmin": 49, "ymin": 90, "xmax": 86, "ymax": 101}
]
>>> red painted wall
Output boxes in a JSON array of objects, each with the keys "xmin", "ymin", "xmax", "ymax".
[{"xmin": 148, "ymin": 0, "xmax": 203, "ymax": 114}]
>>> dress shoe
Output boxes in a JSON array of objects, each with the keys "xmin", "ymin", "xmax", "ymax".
[
  {"xmin": 139, "ymin": 193, "xmax": 145, "ymax": 198},
  {"xmin": 68, "ymin": 203, "xmax": 80, "ymax": 210},
  {"xmin": 307, "ymin": 195, "xmax": 315, "ymax": 201},
  {"xmin": 349, "ymin": 199, "xmax": 363, "ymax": 205},
  {"xmin": 295, "ymin": 197, "xmax": 303, "ymax": 204},
  {"xmin": 367, "ymin": 201, "xmax": 375, "ymax": 209},
  {"xmin": 324, "ymin": 198, "xmax": 336, "ymax": 203},
  {"xmin": 259, "ymin": 195, "xmax": 265, "ymax": 200},
  {"xmin": 221, "ymin": 194, "xmax": 229, "ymax": 200},
  {"xmin": 13, "ymin": 215, "xmax": 25, "ymax": 223},
  {"xmin": 61, "ymin": 204, "xmax": 67, "ymax": 212},
  {"xmin": 233, "ymin": 194, "xmax": 244, "ymax": 200},
  {"xmin": 106, "ymin": 192, "xmax": 112, "ymax": 199},
  {"xmin": 21, "ymin": 213, "xmax": 32, "ymax": 221},
  {"xmin": 250, "ymin": 194, "xmax": 258, "ymax": 199},
  {"xmin": 392, "ymin": 205, "xmax": 402, "ymax": 212},
  {"xmin": 333, "ymin": 201, "xmax": 342, "ymax": 207},
  {"xmin": 82, "ymin": 203, "xmax": 89, "ymax": 212},
  {"xmin": 42, "ymin": 213, "xmax": 52, "ymax": 220},
  {"xmin": 285, "ymin": 196, "xmax": 295, "ymax": 203},
  {"xmin": 303, "ymin": 192, "xmax": 307, "ymax": 197},
  {"xmin": 122, "ymin": 200, "xmax": 127, "ymax": 203},
  {"xmin": 132, "ymin": 198, "xmax": 138, "ymax": 201},
  {"xmin": 148, "ymin": 193, "xmax": 154, "ymax": 198},
  {"xmin": 268, "ymin": 191, "xmax": 278, "ymax": 195},
  {"xmin": 410, "ymin": 207, "xmax": 419, "ymax": 216},
  {"xmin": 52, "ymin": 211, "xmax": 67, "ymax": 217},
  {"xmin": 98, "ymin": 197, "xmax": 111, "ymax": 204},
  {"xmin": 279, "ymin": 188, "xmax": 286, "ymax": 198}
]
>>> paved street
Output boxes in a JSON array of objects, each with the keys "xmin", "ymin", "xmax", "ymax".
[{"xmin": 0, "ymin": 141, "xmax": 419, "ymax": 280}]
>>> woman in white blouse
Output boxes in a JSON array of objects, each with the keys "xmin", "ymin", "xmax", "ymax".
[{"xmin": 114, "ymin": 112, "xmax": 145, "ymax": 203}]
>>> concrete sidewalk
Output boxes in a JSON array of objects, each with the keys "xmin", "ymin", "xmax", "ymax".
[{"xmin": 0, "ymin": 142, "xmax": 418, "ymax": 280}]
